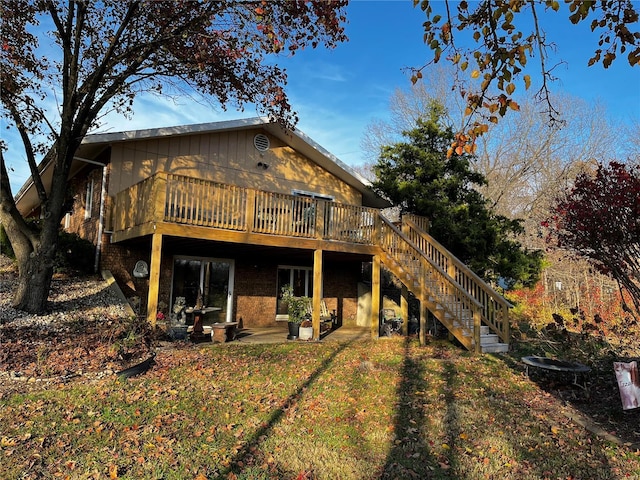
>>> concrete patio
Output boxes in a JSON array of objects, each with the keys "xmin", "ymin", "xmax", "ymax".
[{"xmin": 233, "ymin": 325, "xmax": 371, "ymax": 344}]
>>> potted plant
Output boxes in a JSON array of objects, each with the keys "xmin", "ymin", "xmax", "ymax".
[{"xmin": 281, "ymin": 285, "xmax": 311, "ymax": 340}]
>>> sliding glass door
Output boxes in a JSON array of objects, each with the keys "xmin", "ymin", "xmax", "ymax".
[{"xmin": 172, "ymin": 257, "xmax": 235, "ymax": 324}]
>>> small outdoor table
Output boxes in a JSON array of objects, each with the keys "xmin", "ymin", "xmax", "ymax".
[
  {"xmin": 210, "ymin": 322, "xmax": 239, "ymax": 343},
  {"xmin": 185, "ymin": 307, "xmax": 221, "ymax": 340},
  {"xmin": 521, "ymin": 356, "xmax": 591, "ymax": 390}
]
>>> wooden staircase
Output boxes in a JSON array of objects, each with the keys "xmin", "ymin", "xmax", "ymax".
[{"xmin": 376, "ymin": 213, "xmax": 511, "ymax": 353}]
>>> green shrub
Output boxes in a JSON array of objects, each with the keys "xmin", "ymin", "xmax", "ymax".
[
  {"xmin": 0, "ymin": 221, "xmax": 94, "ymax": 273},
  {"xmin": 55, "ymin": 230, "xmax": 96, "ymax": 274},
  {"xmin": 0, "ymin": 223, "xmax": 15, "ymax": 259}
]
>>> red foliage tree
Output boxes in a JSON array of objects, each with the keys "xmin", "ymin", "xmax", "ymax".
[
  {"xmin": 545, "ymin": 161, "xmax": 640, "ymax": 315},
  {"xmin": 0, "ymin": 1, "xmax": 347, "ymax": 313}
]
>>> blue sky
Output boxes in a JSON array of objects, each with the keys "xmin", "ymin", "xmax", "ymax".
[
  {"xmin": 105, "ymin": 0, "xmax": 640, "ymax": 165},
  {"xmin": 5, "ymin": 0, "xmax": 640, "ymax": 192}
]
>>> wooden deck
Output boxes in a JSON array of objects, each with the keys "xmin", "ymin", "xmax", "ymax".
[
  {"xmin": 111, "ymin": 172, "xmax": 379, "ymax": 254},
  {"xmin": 110, "ymin": 172, "xmax": 511, "ymax": 352}
]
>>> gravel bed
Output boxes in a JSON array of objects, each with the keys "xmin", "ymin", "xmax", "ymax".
[
  {"xmin": 0, "ymin": 275, "xmax": 129, "ymax": 328},
  {"xmin": 0, "ymin": 255, "xmax": 155, "ymax": 390},
  {"xmin": 1, "ymin": 255, "xmax": 129, "ymax": 328}
]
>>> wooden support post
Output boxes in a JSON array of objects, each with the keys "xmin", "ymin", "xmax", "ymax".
[
  {"xmin": 419, "ymin": 297, "xmax": 428, "ymax": 346},
  {"xmin": 371, "ymin": 255, "xmax": 381, "ymax": 339},
  {"xmin": 146, "ymin": 232, "xmax": 162, "ymax": 327},
  {"xmin": 312, "ymin": 249, "xmax": 323, "ymax": 340},
  {"xmin": 401, "ymin": 284, "xmax": 409, "ymax": 336}
]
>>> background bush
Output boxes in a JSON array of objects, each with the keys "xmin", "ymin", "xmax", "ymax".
[
  {"xmin": 0, "ymin": 222, "xmax": 95, "ymax": 274},
  {"xmin": 55, "ymin": 230, "xmax": 96, "ymax": 274}
]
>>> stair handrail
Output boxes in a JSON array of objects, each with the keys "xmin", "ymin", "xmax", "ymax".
[
  {"xmin": 378, "ymin": 215, "xmax": 483, "ymax": 306},
  {"xmin": 377, "ymin": 214, "xmax": 484, "ymax": 349},
  {"xmin": 402, "ymin": 216, "xmax": 512, "ymax": 342}
]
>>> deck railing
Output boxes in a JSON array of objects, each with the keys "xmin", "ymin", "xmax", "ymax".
[
  {"xmin": 165, "ymin": 175, "xmax": 248, "ymax": 231},
  {"xmin": 112, "ymin": 172, "xmax": 380, "ymax": 243}
]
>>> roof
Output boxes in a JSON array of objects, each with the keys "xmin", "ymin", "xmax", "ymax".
[{"xmin": 15, "ymin": 117, "xmax": 389, "ymax": 214}]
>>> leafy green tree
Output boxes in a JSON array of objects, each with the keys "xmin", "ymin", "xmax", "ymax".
[
  {"xmin": 372, "ymin": 105, "xmax": 542, "ymax": 288},
  {"xmin": 0, "ymin": 0, "xmax": 347, "ymax": 313}
]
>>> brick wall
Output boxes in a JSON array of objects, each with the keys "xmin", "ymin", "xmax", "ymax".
[
  {"xmin": 233, "ymin": 257, "xmax": 362, "ymax": 328},
  {"xmin": 100, "ymin": 237, "xmax": 365, "ymax": 327},
  {"xmin": 323, "ymin": 260, "xmax": 360, "ymax": 326},
  {"xmin": 63, "ymin": 166, "xmax": 105, "ymax": 245},
  {"xmin": 234, "ymin": 260, "xmax": 279, "ymax": 327}
]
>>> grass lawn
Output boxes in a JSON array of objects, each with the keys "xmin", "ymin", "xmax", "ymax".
[{"xmin": 1, "ymin": 337, "xmax": 639, "ymax": 479}]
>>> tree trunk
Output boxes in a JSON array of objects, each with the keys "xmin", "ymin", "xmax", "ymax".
[
  {"xmin": 13, "ymin": 252, "xmax": 54, "ymax": 312},
  {"xmin": 1, "ymin": 204, "xmax": 58, "ymax": 314}
]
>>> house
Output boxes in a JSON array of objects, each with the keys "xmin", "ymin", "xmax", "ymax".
[{"xmin": 14, "ymin": 117, "xmax": 510, "ymax": 352}]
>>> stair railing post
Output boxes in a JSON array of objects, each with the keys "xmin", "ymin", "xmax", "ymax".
[
  {"xmin": 473, "ymin": 305, "xmax": 482, "ymax": 354},
  {"xmin": 501, "ymin": 300, "xmax": 510, "ymax": 344},
  {"xmin": 505, "ymin": 305, "xmax": 510, "ymax": 343},
  {"xmin": 419, "ymin": 258, "xmax": 427, "ymax": 346}
]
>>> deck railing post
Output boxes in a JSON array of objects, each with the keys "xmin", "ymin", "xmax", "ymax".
[
  {"xmin": 246, "ymin": 189, "xmax": 256, "ymax": 233},
  {"xmin": 316, "ymin": 199, "xmax": 326, "ymax": 239},
  {"xmin": 152, "ymin": 172, "xmax": 168, "ymax": 223},
  {"xmin": 373, "ymin": 212, "xmax": 382, "ymax": 245}
]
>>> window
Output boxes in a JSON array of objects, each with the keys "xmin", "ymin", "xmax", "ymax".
[
  {"xmin": 276, "ymin": 266, "xmax": 313, "ymax": 320},
  {"xmin": 84, "ymin": 180, "xmax": 94, "ymax": 219},
  {"xmin": 292, "ymin": 189, "xmax": 334, "ymax": 201}
]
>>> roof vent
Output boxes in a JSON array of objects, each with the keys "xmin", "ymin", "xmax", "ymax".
[{"xmin": 253, "ymin": 133, "xmax": 270, "ymax": 152}]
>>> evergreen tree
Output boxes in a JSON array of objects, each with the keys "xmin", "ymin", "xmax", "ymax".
[{"xmin": 372, "ymin": 106, "xmax": 542, "ymax": 288}]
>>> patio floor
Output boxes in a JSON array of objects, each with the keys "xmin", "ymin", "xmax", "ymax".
[{"xmin": 233, "ymin": 325, "xmax": 371, "ymax": 344}]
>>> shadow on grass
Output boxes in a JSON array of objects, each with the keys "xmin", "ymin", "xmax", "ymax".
[
  {"xmin": 226, "ymin": 339, "xmax": 353, "ymax": 477},
  {"xmin": 378, "ymin": 338, "xmax": 452, "ymax": 479},
  {"xmin": 379, "ymin": 336, "xmax": 622, "ymax": 479}
]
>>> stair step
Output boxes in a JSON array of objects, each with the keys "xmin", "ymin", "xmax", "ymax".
[
  {"xmin": 480, "ymin": 333, "xmax": 500, "ymax": 345},
  {"xmin": 481, "ymin": 343, "xmax": 509, "ymax": 353},
  {"xmin": 381, "ymin": 233, "xmax": 510, "ymax": 354}
]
